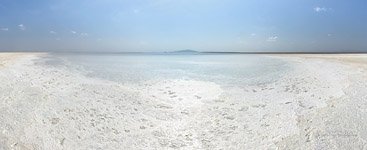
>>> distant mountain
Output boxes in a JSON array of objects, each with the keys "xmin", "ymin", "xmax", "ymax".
[{"xmin": 167, "ymin": 49, "xmax": 200, "ymax": 54}]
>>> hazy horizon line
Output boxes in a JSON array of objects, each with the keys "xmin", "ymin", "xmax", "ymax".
[{"xmin": 1, "ymin": 50, "xmax": 366, "ymax": 54}]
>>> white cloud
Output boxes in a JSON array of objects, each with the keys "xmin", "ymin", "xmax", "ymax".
[
  {"xmin": 18, "ymin": 24, "xmax": 25, "ymax": 30},
  {"xmin": 71, "ymin": 30, "xmax": 77, "ymax": 34},
  {"xmin": 250, "ymin": 33, "xmax": 256, "ymax": 36},
  {"xmin": 314, "ymin": 7, "xmax": 328, "ymax": 12},
  {"xmin": 327, "ymin": 33, "xmax": 332, "ymax": 37},
  {"xmin": 1, "ymin": 28, "xmax": 8, "ymax": 31},
  {"xmin": 50, "ymin": 31, "xmax": 57, "ymax": 34},
  {"xmin": 267, "ymin": 36, "xmax": 278, "ymax": 42}
]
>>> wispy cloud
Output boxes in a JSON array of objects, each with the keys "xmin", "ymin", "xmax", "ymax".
[
  {"xmin": 314, "ymin": 7, "xmax": 329, "ymax": 13},
  {"xmin": 250, "ymin": 33, "xmax": 256, "ymax": 36},
  {"xmin": 50, "ymin": 31, "xmax": 57, "ymax": 34},
  {"xmin": 267, "ymin": 36, "xmax": 278, "ymax": 42},
  {"xmin": 1, "ymin": 28, "xmax": 8, "ymax": 31},
  {"xmin": 71, "ymin": 30, "xmax": 89, "ymax": 37},
  {"xmin": 80, "ymin": 33, "xmax": 89, "ymax": 36},
  {"xmin": 18, "ymin": 24, "xmax": 25, "ymax": 30}
]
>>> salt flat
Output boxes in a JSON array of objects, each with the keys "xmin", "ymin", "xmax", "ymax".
[{"xmin": 0, "ymin": 53, "xmax": 367, "ymax": 149}]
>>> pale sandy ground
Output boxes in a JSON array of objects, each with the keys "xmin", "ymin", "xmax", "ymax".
[{"xmin": 0, "ymin": 53, "xmax": 367, "ymax": 149}]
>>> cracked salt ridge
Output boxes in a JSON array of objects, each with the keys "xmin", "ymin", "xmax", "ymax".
[{"xmin": 0, "ymin": 53, "xmax": 365, "ymax": 149}]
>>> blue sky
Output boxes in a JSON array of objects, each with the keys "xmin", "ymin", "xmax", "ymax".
[{"xmin": 0, "ymin": 0, "xmax": 366, "ymax": 52}]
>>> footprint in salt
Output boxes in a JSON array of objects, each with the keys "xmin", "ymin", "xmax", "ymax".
[
  {"xmin": 181, "ymin": 109, "xmax": 189, "ymax": 115},
  {"xmin": 51, "ymin": 118, "xmax": 60, "ymax": 125},
  {"xmin": 156, "ymin": 104, "xmax": 173, "ymax": 109},
  {"xmin": 168, "ymin": 91, "xmax": 176, "ymax": 95},
  {"xmin": 225, "ymin": 116, "xmax": 235, "ymax": 120},
  {"xmin": 238, "ymin": 106, "xmax": 249, "ymax": 111}
]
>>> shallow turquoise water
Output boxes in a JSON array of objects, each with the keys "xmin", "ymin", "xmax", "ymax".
[{"xmin": 41, "ymin": 53, "xmax": 291, "ymax": 86}]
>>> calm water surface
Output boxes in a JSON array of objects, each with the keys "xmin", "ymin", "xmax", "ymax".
[{"xmin": 41, "ymin": 53, "xmax": 291, "ymax": 86}]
